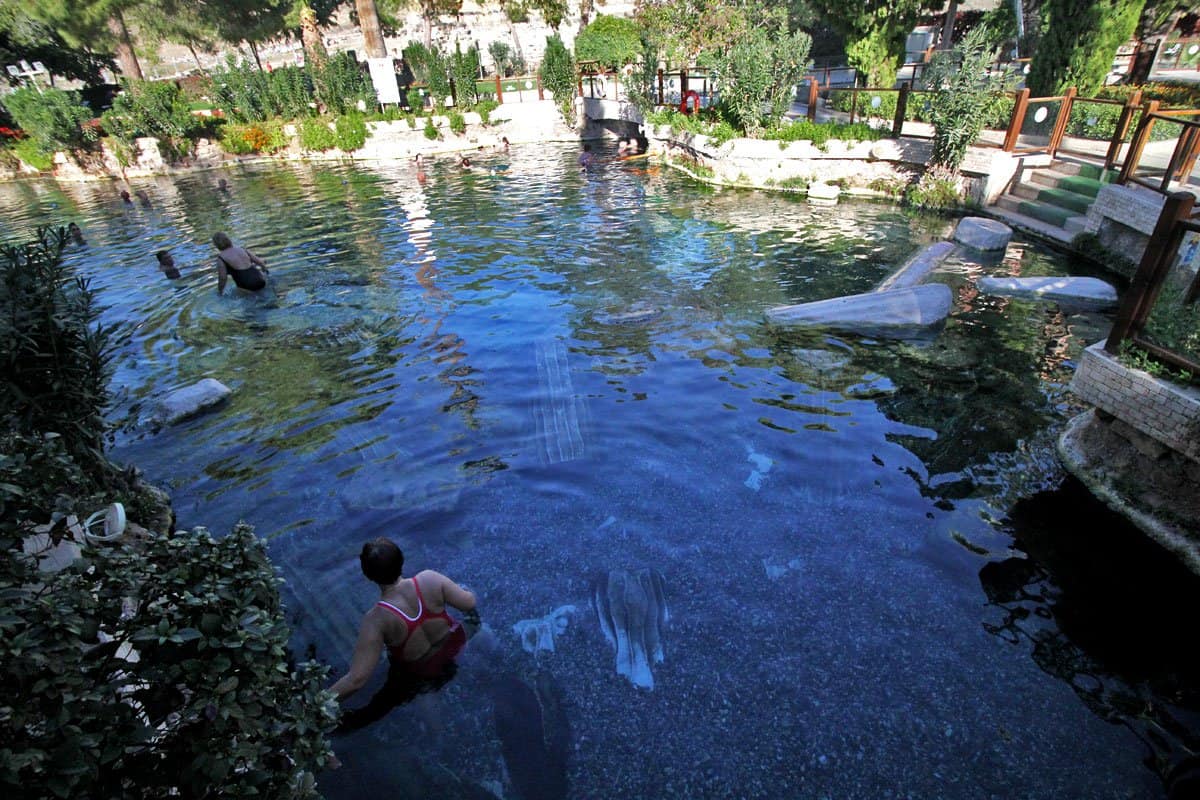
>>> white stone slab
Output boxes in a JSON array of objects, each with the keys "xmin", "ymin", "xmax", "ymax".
[
  {"xmin": 977, "ymin": 276, "xmax": 1119, "ymax": 309},
  {"xmin": 876, "ymin": 241, "xmax": 956, "ymax": 292},
  {"xmin": 154, "ymin": 378, "xmax": 232, "ymax": 425},
  {"xmin": 954, "ymin": 216, "xmax": 1013, "ymax": 251},
  {"xmin": 807, "ymin": 182, "xmax": 841, "ymax": 202},
  {"xmin": 766, "ymin": 284, "xmax": 953, "ymax": 338}
]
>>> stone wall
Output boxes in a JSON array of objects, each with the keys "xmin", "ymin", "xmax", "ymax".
[
  {"xmin": 1083, "ymin": 182, "xmax": 1169, "ymax": 276},
  {"xmin": 1071, "ymin": 340, "xmax": 1200, "ymax": 464}
]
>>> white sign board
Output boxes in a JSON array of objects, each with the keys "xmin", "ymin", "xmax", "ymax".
[{"xmin": 366, "ymin": 57, "xmax": 400, "ymax": 105}]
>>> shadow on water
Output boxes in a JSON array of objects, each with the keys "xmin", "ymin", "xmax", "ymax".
[{"xmin": 986, "ymin": 477, "xmax": 1200, "ymax": 795}]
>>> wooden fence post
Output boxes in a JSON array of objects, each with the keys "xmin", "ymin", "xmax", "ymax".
[
  {"xmin": 1047, "ymin": 86, "xmax": 1076, "ymax": 156},
  {"xmin": 849, "ymin": 90, "xmax": 858, "ymax": 125},
  {"xmin": 807, "ymin": 78, "xmax": 818, "ymax": 123},
  {"xmin": 893, "ymin": 85, "xmax": 910, "ymax": 138},
  {"xmin": 495, "ymin": 74, "xmax": 503, "ymax": 104},
  {"xmin": 1105, "ymin": 89, "xmax": 1142, "ymax": 170},
  {"xmin": 1106, "ymin": 191, "xmax": 1196, "ymax": 353},
  {"xmin": 1003, "ymin": 88, "xmax": 1031, "ymax": 152},
  {"xmin": 1118, "ymin": 100, "xmax": 1159, "ymax": 184}
]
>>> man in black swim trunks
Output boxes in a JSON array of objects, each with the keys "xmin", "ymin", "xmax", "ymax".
[{"xmin": 212, "ymin": 231, "xmax": 270, "ymax": 295}]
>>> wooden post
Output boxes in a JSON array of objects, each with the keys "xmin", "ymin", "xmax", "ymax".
[
  {"xmin": 1161, "ymin": 123, "xmax": 1199, "ymax": 191},
  {"xmin": 1119, "ymin": 100, "xmax": 1159, "ymax": 184},
  {"xmin": 495, "ymin": 74, "xmax": 503, "ymax": 104},
  {"xmin": 1174, "ymin": 122, "xmax": 1200, "ymax": 183},
  {"xmin": 1105, "ymin": 89, "xmax": 1142, "ymax": 170},
  {"xmin": 807, "ymin": 78, "xmax": 818, "ymax": 123},
  {"xmin": 657, "ymin": 68, "xmax": 664, "ymax": 105},
  {"xmin": 1106, "ymin": 191, "xmax": 1196, "ymax": 353},
  {"xmin": 537, "ymin": 75, "xmax": 544, "ymax": 101},
  {"xmin": 577, "ymin": 73, "xmax": 583, "ymax": 97},
  {"xmin": 893, "ymin": 85, "xmax": 910, "ymax": 138},
  {"xmin": 849, "ymin": 90, "xmax": 858, "ymax": 125},
  {"xmin": 1003, "ymin": 88, "xmax": 1031, "ymax": 152},
  {"xmin": 1047, "ymin": 86, "xmax": 1076, "ymax": 156}
]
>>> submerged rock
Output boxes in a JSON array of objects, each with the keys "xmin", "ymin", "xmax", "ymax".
[
  {"xmin": 766, "ymin": 284, "xmax": 953, "ymax": 339},
  {"xmin": 512, "ymin": 605, "xmax": 576, "ymax": 654},
  {"xmin": 153, "ymin": 378, "xmax": 232, "ymax": 425},
  {"xmin": 876, "ymin": 241, "xmax": 956, "ymax": 292},
  {"xmin": 977, "ymin": 276, "xmax": 1119, "ymax": 309},
  {"xmin": 954, "ymin": 216, "xmax": 1012, "ymax": 251},
  {"xmin": 592, "ymin": 568, "xmax": 668, "ymax": 690}
]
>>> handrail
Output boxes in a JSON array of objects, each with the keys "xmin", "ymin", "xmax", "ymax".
[{"xmin": 1118, "ymin": 109, "xmax": 1200, "ymax": 192}]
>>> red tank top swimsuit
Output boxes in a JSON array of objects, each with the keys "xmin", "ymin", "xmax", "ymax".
[{"xmin": 376, "ymin": 576, "xmax": 466, "ymax": 677}]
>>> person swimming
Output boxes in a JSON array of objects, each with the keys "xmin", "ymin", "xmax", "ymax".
[
  {"xmin": 212, "ymin": 231, "xmax": 270, "ymax": 295},
  {"xmin": 459, "ymin": 155, "xmax": 472, "ymax": 170},
  {"xmin": 119, "ymin": 190, "xmax": 133, "ymax": 205},
  {"xmin": 67, "ymin": 222, "xmax": 86, "ymax": 245},
  {"xmin": 134, "ymin": 189, "xmax": 151, "ymax": 208},
  {"xmin": 415, "ymin": 154, "xmax": 427, "ymax": 184},
  {"xmin": 331, "ymin": 537, "xmax": 480, "ymax": 732},
  {"xmin": 217, "ymin": 178, "xmax": 229, "ymax": 192},
  {"xmin": 155, "ymin": 250, "xmax": 181, "ymax": 280}
]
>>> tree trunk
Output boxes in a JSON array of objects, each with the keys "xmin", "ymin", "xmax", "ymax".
[
  {"xmin": 939, "ymin": 1, "xmax": 959, "ymax": 49},
  {"xmin": 579, "ymin": 0, "xmax": 593, "ymax": 34},
  {"xmin": 300, "ymin": 4, "xmax": 329, "ymax": 69},
  {"xmin": 186, "ymin": 41, "xmax": 207, "ymax": 75},
  {"xmin": 108, "ymin": 11, "xmax": 143, "ymax": 80},
  {"xmin": 424, "ymin": 15, "xmax": 433, "ymax": 49},
  {"xmin": 507, "ymin": 20, "xmax": 525, "ymax": 67},
  {"xmin": 356, "ymin": 0, "xmax": 388, "ymax": 58},
  {"xmin": 248, "ymin": 40, "xmax": 263, "ymax": 72}
]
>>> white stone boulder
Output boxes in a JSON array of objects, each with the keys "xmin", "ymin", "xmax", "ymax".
[
  {"xmin": 154, "ymin": 378, "xmax": 232, "ymax": 425},
  {"xmin": 954, "ymin": 216, "xmax": 1013, "ymax": 251},
  {"xmin": 807, "ymin": 182, "xmax": 841, "ymax": 204},
  {"xmin": 766, "ymin": 284, "xmax": 953, "ymax": 338},
  {"xmin": 977, "ymin": 276, "xmax": 1119, "ymax": 309},
  {"xmin": 876, "ymin": 241, "xmax": 956, "ymax": 292}
]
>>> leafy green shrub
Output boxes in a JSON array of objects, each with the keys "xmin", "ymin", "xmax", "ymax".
[
  {"xmin": 451, "ymin": 47, "xmax": 482, "ymax": 107},
  {"xmin": 905, "ymin": 166, "xmax": 964, "ymax": 210},
  {"xmin": 7, "ymin": 139, "xmax": 54, "ymax": 171},
  {"xmin": 575, "ymin": 14, "xmax": 643, "ymax": 70},
  {"xmin": 1, "ymin": 87, "xmax": 95, "ymax": 152},
  {"xmin": 333, "ymin": 113, "xmax": 368, "ymax": 151},
  {"xmin": 424, "ymin": 117, "xmax": 439, "ymax": 140},
  {"xmin": 448, "ymin": 111, "xmax": 466, "ymax": 135},
  {"xmin": 269, "ymin": 65, "xmax": 317, "ymax": 119},
  {"xmin": 1, "ymin": 227, "xmax": 112, "ymax": 468},
  {"xmin": 1142, "ymin": 284, "xmax": 1200, "ymax": 369},
  {"xmin": 0, "ymin": 522, "xmax": 338, "ymax": 800},
  {"xmin": 539, "ymin": 34, "xmax": 576, "ymax": 125},
  {"xmin": 489, "ymin": 41, "xmax": 514, "ymax": 76},
  {"xmin": 101, "ymin": 80, "xmax": 204, "ymax": 163},
  {"xmin": 216, "ymin": 120, "xmax": 288, "ymax": 155},
  {"xmin": 475, "ymin": 98, "xmax": 499, "ymax": 126},
  {"xmin": 764, "ymin": 119, "xmax": 885, "ymax": 147},
  {"xmin": 208, "ymin": 57, "xmax": 275, "ymax": 123},
  {"xmin": 405, "ymin": 43, "xmax": 452, "ymax": 107},
  {"xmin": 299, "ymin": 117, "xmax": 337, "ymax": 151},
  {"xmin": 314, "ymin": 52, "xmax": 373, "ymax": 116},
  {"xmin": 922, "ymin": 26, "xmax": 1011, "ymax": 172},
  {"xmin": 705, "ymin": 27, "xmax": 811, "ymax": 135}
]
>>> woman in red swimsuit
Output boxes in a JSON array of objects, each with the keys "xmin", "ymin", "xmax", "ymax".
[{"xmin": 331, "ymin": 537, "xmax": 479, "ymax": 731}]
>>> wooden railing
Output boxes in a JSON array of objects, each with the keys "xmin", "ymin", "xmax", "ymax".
[
  {"xmin": 1106, "ymin": 191, "xmax": 1200, "ymax": 377},
  {"xmin": 1117, "ymin": 110, "xmax": 1200, "ymax": 192}
]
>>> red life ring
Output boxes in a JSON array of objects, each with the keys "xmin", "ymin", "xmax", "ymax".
[{"xmin": 679, "ymin": 90, "xmax": 701, "ymax": 115}]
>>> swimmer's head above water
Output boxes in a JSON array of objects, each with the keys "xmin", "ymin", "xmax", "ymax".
[{"xmin": 360, "ymin": 537, "xmax": 404, "ymax": 585}]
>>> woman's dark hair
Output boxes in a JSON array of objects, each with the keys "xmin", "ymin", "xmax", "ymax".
[
  {"xmin": 360, "ymin": 537, "xmax": 404, "ymax": 584},
  {"xmin": 155, "ymin": 250, "xmax": 170, "ymax": 262}
]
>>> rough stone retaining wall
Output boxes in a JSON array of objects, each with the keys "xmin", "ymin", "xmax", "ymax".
[
  {"xmin": 1083, "ymin": 183, "xmax": 1168, "ymax": 276},
  {"xmin": 1071, "ymin": 340, "xmax": 1200, "ymax": 463}
]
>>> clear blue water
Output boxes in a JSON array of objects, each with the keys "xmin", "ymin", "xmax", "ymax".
[{"xmin": 2, "ymin": 145, "xmax": 1196, "ymax": 799}]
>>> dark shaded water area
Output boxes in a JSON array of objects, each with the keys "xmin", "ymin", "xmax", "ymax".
[{"xmin": 2, "ymin": 144, "xmax": 1198, "ymax": 799}]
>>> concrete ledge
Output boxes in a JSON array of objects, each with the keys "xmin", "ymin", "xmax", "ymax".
[
  {"xmin": 1070, "ymin": 340, "xmax": 1200, "ymax": 463},
  {"xmin": 1058, "ymin": 410, "xmax": 1200, "ymax": 576}
]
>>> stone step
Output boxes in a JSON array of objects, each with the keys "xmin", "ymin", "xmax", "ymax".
[
  {"xmin": 1029, "ymin": 170, "xmax": 1104, "ymax": 198},
  {"xmin": 1012, "ymin": 181, "xmax": 1095, "ymax": 214},
  {"xmin": 994, "ymin": 194, "xmax": 1075, "ymax": 228},
  {"xmin": 1064, "ymin": 215, "xmax": 1090, "ymax": 237},
  {"xmin": 984, "ymin": 206, "xmax": 1075, "ymax": 245}
]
